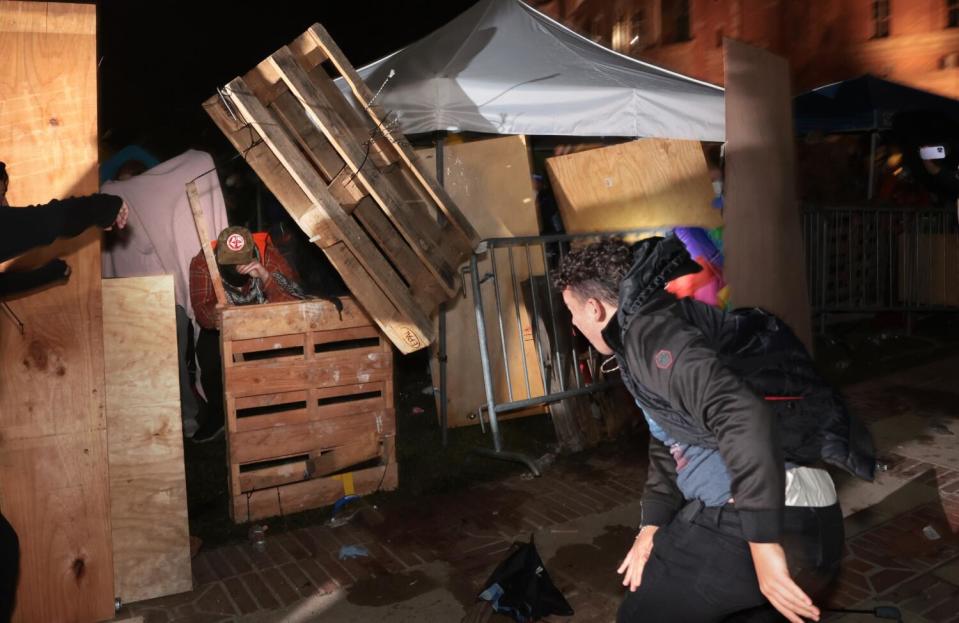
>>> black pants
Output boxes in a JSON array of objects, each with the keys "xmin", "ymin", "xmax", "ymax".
[
  {"xmin": 0, "ymin": 512, "xmax": 19, "ymax": 623},
  {"xmin": 195, "ymin": 328, "xmax": 223, "ymax": 427},
  {"xmin": 617, "ymin": 501, "xmax": 844, "ymax": 623}
]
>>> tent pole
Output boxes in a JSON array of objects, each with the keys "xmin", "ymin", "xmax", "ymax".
[
  {"xmin": 435, "ymin": 131, "xmax": 449, "ymax": 447},
  {"xmin": 867, "ymin": 131, "xmax": 878, "ymax": 201}
]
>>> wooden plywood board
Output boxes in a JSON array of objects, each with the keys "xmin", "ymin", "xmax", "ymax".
[
  {"xmin": 102, "ymin": 277, "xmax": 191, "ymax": 603},
  {"xmin": 545, "ymin": 138, "xmax": 721, "ymax": 233},
  {"xmin": 0, "ymin": 4, "xmax": 115, "ymax": 622},
  {"xmin": 724, "ymin": 39, "xmax": 813, "ymax": 351},
  {"xmin": 418, "ymin": 136, "xmax": 547, "ymax": 427}
]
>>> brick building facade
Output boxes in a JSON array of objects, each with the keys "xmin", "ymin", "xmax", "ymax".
[{"xmin": 533, "ymin": 0, "xmax": 959, "ymax": 97}]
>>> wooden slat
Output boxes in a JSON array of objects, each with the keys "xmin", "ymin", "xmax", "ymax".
[
  {"xmin": 221, "ymin": 297, "xmax": 365, "ymax": 341},
  {"xmin": 297, "ymin": 58, "xmax": 467, "ymax": 272},
  {"xmin": 298, "ymin": 24, "xmax": 480, "ymax": 248},
  {"xmin": 223, "ymin": 77, "xmax": 434, "ymax": 351},
  {"xmin": 306, "ymin": 430, "xmax": 381, "ymax": 477},
  {"xmin": 238, "ymin": 460, "xmax": 309, "ymax": 492},
  {"xmin": 352, "ymin": 196, "xmax": 448, "ymax": 309},
  {"xmin": 313, "ymin": 381, "xmax": 388, "ymax": 402},
  {"xmin": 225, "ymin": 347, "xmax": 391, "ymax": 396},
  {"xmin": 186, "ymin": 181, "xmax": 227, "ymax": 306},
  {"xmin": 323, "ymin": 241, "xmax": 431, "ymax": 351},
  {"xmin": 269, "ymin": 47, "xmax": 460, "ymax": 295},
  {"xmin": 311, "ymin": 324, "xmax": 380, "ymax": 346},
  {"xmin": 203, "ymin": 96, "xmax": 322, "ymax": 225},
  {"xmin": 231, "ymin": 411, "xmax": 395, "ymax": 464},
  {"xmin": 234, "ymin": 390, "xmax": 309, "ymax": 410},
  {"xmin": 230, "ymin": 332, "xmax": 306, "ymax": 360},
  {"xmin": 231, "ymin": 383, "xmax": 387, "ymax": 433},
  {"xmin": 0, "ymin": 4, "xmax": 114, "ymax": 620},
  {"xmin": 276, "ymin": 93, "xmax": 346, "ymax": 182},
  {"xmin": 205, "ymin": 97, "xmax": 428, "ymax": 351},
  {"xmin": 103, "ymin": 276, "xmax": 191, "ymax": 604},
  {"xmin": 232, "ymin": 462, "xmax": 398, "ymax": 522}
]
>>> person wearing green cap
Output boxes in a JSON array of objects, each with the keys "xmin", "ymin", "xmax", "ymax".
[{"xmin": 189, "ymin": 226, "xmax": 306, "ymax": 442}]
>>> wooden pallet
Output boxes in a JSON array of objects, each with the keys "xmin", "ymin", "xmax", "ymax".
[
  {"xmin": 205, "ymin": 24, "xmax": 479, "ymax": 354},
  {"xmin": 221, "ymin": 297, "xmax": 397, "ymax": 523}
]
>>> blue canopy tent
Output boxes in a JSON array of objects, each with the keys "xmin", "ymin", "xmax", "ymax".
[
  {"xmin": 794, "ymin": 74, "xmax": 959, "ymax": 199},
  {"xmin": 794, "ymin": 74, "xmax": 959, "ymax": 134}
]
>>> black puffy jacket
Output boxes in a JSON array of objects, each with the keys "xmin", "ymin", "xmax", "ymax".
[{"xmin": 601, "ymin": 236, "xmax": 875, "ymax": 542}]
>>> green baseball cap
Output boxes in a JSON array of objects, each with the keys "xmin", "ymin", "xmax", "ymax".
[{"xmin": 215, "ymin": 226, "xmax": 254, "ymax": 265}]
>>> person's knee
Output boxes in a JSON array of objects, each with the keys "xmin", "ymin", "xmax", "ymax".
[
  {"xmin": 617, "ymin": 591, "xmax": 640, "ymax": 623},
  {"xmin": 617, "ymin": 587, "xmax": 664, "ymax": 623}
]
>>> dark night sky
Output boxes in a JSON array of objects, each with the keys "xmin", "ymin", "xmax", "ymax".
[{"xmin": 96, "ymin": 0, "xmax": 480, "ymax": 161}]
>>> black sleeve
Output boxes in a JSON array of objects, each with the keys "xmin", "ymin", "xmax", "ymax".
[
  {"xmin": 640, "ymin": 439, "xmax": 684, "ymax": 528},
  {"xmin": 0, "ymin": 194, "xmax": 123, "ymax": 263},
  {"xmin": 627, "ymin": 312, "xmax": 786, "ymax": 543},
  {"xmin": 0, "ymin": 260, "xmax": 69, "ymax": 298}
]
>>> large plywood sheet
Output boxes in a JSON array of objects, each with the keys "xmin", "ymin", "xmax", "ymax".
[
  {"xmin": 545, "ymin": 138, "xmax": 720, "ymax": 233},
  {"xmin": 724, "ymin": 39, "xmax": 813, "ymax": 351},
  {"xmin": 0, "ymin": 4, "xmax": 114, "ymax": 621},
  {"xmin": 418, "ymin": 136, "xmax": 546, "ymax": 427},
  {"xmin": 103, "ymin": 276, "xmax": 191, "ymax": 603}
]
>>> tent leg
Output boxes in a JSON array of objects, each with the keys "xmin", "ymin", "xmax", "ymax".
[{"xmin": 435, "ymin": 131, "xmax": 449, "ymax": 447}]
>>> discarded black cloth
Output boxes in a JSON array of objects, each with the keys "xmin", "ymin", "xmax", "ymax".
[{"xmin": 478, "ymin": 536, "xmax": 573, "ymax": 622}]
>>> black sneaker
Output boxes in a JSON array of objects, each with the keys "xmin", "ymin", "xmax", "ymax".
[{"xmin": 192, "ymin": 419, "xmax": 224, "ymax": 444}]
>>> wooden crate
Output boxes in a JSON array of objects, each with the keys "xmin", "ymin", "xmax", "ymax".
[
  {"xmin": 205, "ymin": 24, "xmax": 479, "ymax": 355},
  {"xmin": 221, "ymin": 297, "xmax": 397, "ymax": 523}
]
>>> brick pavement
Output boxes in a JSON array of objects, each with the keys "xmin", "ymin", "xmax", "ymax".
[{"xmin": 110, "ymin": 358, "xmax": 959, "ymax": 623}]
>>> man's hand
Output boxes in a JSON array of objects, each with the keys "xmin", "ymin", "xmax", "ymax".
[
  {"xmin": 617, "ymin": 525, "xmax": 658, "ymax": 592},
  {"xmin": 749, "ymin": 542, "xmax": 819, "ymax": 623},
  {"xmin": 237, "ymin": 260, "xmax": 270, "ymax": 284},
  {"xmin": 105, "ymin": 202, "xmax": 129, "ymax": 231}
]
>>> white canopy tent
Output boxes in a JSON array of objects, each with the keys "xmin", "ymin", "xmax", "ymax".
[{"xmin": 343, "ymin": 0, "xmax": 725, "ymax": 141}]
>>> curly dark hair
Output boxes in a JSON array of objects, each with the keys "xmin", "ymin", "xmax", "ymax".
[{"xmin": 552, "ymin": 238, "xmax": 633, "ymax": 305}]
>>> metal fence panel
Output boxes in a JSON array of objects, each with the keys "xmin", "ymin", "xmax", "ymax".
[{"xmin": 803, "ymin": 206, "xmax": 959, "ymax": 316}]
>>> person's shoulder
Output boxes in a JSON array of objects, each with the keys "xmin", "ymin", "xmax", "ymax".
[
  {"xmin": 623, "ymin": 300, "xmax": 714, "ymax": 388},
  {"xmin": 189, "ymin": 248, "xmax": 207, "ymax": 269}
]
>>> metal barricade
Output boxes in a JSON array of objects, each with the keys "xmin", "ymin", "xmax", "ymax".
[
  {"xmin": 802, "ymin": 206, "xmax": 959, "ymax": 328},
  {"xmin": 468, "ymin": 229, "xmax": 665, "ymax": 473}
]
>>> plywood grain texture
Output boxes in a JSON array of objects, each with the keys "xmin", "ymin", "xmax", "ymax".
[
  {"xmin": 102, "ymin": 277, "xmax": 191, "ymax": 603},
  {"xmin": 545, "ymin": 138, "xmax": 721, "ymax": 234},
  {"xmin": 724, "ymin": 39, "xmax": 813, "ymax": 351},
  {"xmin": 418, "ymin": 136, "xmax": 547, "ymax": 427},
  {"xmin": 0, "ymin": 3, "xmax": 115, "ymax": 621}
]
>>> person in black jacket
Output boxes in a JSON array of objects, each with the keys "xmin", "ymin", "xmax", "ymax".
[
  {"xmin": 0, "ymin": 161, "xmax": 129, "ymax": 298},
  {"xmin": 554, "ymin": 236, "xmax": 875, "ymax": 623}
]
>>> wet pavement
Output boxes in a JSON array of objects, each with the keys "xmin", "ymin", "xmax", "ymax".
[{"xmin": 111, "ymin": 356, "xmax": 959, "ymax": 623}]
